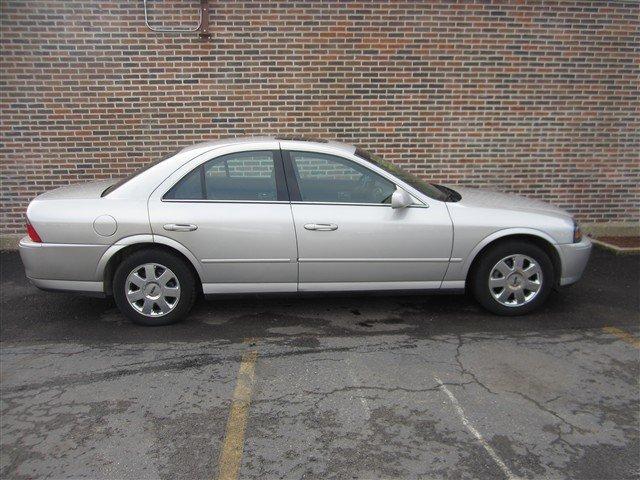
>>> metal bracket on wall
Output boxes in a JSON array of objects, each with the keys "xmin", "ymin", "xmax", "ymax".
[
  {"xmin": 199, "ymin": 0, "xmax": 211, "ymax": 37},
  {"xmin": 143, "ymin": 0, "xmax": 211, "ymax": 37}
]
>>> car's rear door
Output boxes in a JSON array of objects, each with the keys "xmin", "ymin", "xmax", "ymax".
[
  {"xmin": 282, "ymin": 147, "xmax": 453, "ymax": 291},
  {"xmin": 148, "ymin": 142, "xmax": 298, "ymax": 293}
]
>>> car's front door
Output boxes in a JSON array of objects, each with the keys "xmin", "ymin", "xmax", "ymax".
[
  {"xmin": 148, "ymin": 147, "xmax": 298, "ymax": 293},
  {"xmin": 283, "ymin": 149, "xmax": 453, "ymax": 291}
]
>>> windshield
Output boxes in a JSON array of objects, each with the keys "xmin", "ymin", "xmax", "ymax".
[
  {"xmin": 101, "ymin": 149, "xmax": 180, "ymax": 197},
  {"xmin": 355, "ymin": 148, "xmax": 451, "ymax": 202}
]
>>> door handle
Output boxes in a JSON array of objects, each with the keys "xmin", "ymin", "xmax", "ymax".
[
  {"xmin": 304, "ymin": 223, "xmax": 338, "ymax": 231},
  {"xmin": 163, "ymin": 223, "xmax": 198, "ymax": 232}
]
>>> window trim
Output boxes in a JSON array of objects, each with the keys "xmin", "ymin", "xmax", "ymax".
[
  {"xmin": 282, "ymin": 149, "xmax": 399, "ymax": 206},
  {"xmin": 161, "ymin": 149, "xmax": 289, "ymax": 203},
  {"xmin": 281, "ymin": 150, "xmax": 302, "ymax": 202},
  {"xmin": 289, "ymin": 201, "xmax": 429, "ymax": 209},
  {"xmin": 162, "ymin": 199, "xmax": 290, "ymax": 205}
]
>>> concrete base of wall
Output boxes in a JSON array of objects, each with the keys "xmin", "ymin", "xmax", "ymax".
[
  {"xmin": 2, "ymin": 222, "xmax": 638, "ymax": 251},
  {"xmin": 589, "ymin": 237, "xmax": 640, "ymax": 255},
  {"xmin": 1, "ymin": 234, "xmax": 22, "ymax": 250},
  {"xmin": 582, "ymin": 222, "xmax": 640, "ymax": 238}
]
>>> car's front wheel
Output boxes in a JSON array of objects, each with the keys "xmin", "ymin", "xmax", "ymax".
[
  {"xmin": 471, "ymin": 240, "xmax": 554, "ymax": 316},
  {"xmin": 113, "ymin": 249, "xmax": 197, "ymax": 326}
]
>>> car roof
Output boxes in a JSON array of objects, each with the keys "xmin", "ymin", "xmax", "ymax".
[
  {"xmin": 107, "ymin": 137, "xmax": 360, "ymax": 199},
  {"xmin": 179, "ymin": 136, "xmax": 357, "ymax": 156}
]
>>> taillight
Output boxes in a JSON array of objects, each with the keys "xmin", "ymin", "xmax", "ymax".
[{"xmin": 26, "ymin": 219, "xmax": 42, "ymax": 243}]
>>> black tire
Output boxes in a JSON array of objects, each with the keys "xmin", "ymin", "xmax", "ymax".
[
  {"xmin": 113, "ymin": 249, "xmax": 197, "ymax": 326},
  {"xmin": 470, "ymin": 240, "xmax": 554, "ymax": 316}
]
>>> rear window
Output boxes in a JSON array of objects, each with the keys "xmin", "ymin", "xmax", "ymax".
[{"xmin": 101, "ymin": 149, "xmax": 180, "ymax": 197}]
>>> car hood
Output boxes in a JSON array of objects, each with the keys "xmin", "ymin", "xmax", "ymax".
[
  {"xmin": 447, "ymin": 185, "xmax": 572, "ymax": 219},
  {"xmin": 34, "ymin": 179, "xmax": 118, "ymax": 200}
]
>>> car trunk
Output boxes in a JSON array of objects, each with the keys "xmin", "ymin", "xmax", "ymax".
[{"xmin": 35, "ymin": 180, "xmax": 118, "ymax": 200}]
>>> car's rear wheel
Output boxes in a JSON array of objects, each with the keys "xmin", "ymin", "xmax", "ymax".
[
  {"xmin": 471, "ymin": 240, "xmax": 554, "ymax": 316},
  {"xmin": 113, "ymin": 249, "xmax": 196, "ymax": 326}
]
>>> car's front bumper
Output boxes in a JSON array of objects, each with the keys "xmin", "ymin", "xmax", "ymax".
[
  {"xmin": 557, "ymin": 237, "xmax": 592, "ymax": 286},
  {"xmin": 19, "ymin": 237, "xmax": 106, "ymax": 295}
]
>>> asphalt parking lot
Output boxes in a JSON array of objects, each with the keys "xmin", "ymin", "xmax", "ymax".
[{"xmin": 1, "ymin": 247, "xmax": 638, "ymax": 480}]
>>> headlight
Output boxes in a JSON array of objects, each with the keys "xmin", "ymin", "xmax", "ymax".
[{"xmin": 573, "ymin": 220, "xmax": 583, "ymax": 243}]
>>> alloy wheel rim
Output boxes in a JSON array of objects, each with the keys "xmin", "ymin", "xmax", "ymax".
[
  {"xmin": 125, "ymin": 263, "xmax": 180, "ymax": 317},
  {"xmin": 488, "ymin": 254, "xmax": 543, "ymax": 307}
]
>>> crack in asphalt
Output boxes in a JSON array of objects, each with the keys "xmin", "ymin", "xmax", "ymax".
[{"xmin": 453, "ymin": 334, "xmax": 500, "ymax": 395}]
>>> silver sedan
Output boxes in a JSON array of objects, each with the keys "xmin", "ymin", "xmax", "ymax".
[{"xmin": 19, "ymin": 137, "xmax": 592, "ymax": 325}]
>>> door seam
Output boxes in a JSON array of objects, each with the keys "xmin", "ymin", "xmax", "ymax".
[{"xmin": 279, "ymin": 143, "xmax": 302, "ymax": 291}]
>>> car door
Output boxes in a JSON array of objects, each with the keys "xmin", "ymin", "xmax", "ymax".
[
  {"xmin": 283, "ymin": 149, "xmax": 453, "ymax": 291},
  {"xmin": 148, "ymin": 146, "xmax": 298, "ymax": 294}
]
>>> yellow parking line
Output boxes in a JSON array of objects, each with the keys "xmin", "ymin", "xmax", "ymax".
[
  {"xmin": 603, "ymin": 326, "xmax": 640, "ymax": 349},
  {"xmin": 216, "ymin": 348, "xmax": 258, "ymax": 480}
]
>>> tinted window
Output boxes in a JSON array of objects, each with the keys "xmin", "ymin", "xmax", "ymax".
[
  {"xmin": 164, "ymin": 151, "xmax": 277, "ymax": 201},
  {"xmin": 204, "ymin": 151, "xmax": 277, "ymax": 201},
  {"xmin": 102, "ymin": 149, "xmax": 180, "ymax": 197},
  {"xmin": 163, "ymin": 166, "xmax": 203, "ymax": 200},
  {"xmin": 290, "ymin": 151, "xmax": 396, "ymax": 204}
]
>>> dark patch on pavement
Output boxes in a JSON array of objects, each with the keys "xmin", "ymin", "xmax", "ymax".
[{"xmin": 1, "ymin": 248, "xmax": 638, "ymax": 346}]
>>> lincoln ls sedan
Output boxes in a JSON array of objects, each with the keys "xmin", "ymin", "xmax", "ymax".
[{"xmin": 19, "ymin": 137, "xmax": 592, "ymax": 325}]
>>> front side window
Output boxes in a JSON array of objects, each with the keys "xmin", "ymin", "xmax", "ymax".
[
  {"xmin": 164, "ymin": 151, "xmax": 278, "ymax": 201},
  {"xmin": 289, "ymin": 151, "xmax": 396, "ymax": 204},
  {"xmin": 355, "ymin": 148, "xmax": 452, "ymax": 202}
]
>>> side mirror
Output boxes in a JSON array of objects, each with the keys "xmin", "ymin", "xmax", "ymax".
[{"xmin": 391, "ymin": 187, "xmax": 413, "ymax": 209}]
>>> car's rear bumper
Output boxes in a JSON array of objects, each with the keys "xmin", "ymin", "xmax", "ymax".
[
  {"xmin": 28, "ymin": 277, "xmax": 105, "ymax": 296},
  {"xmin": 19, "ymin": 236, "xmax": 106, "ymax": 294},
  {"xmin": 558, "ymin": 237, "xmax": 592, "ymax": 286}
]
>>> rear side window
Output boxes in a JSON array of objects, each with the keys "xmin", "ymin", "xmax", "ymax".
[
  {"xmin": 164, "ymin": 151, "xmax": 278, "ymax": 201},
  {"xmin": 102, "ymin": 149, "xmax": 180, "ymax": 197},
  {"xmin": 163, "ymin": 166, "xmax": 203, "ymax": 200}
]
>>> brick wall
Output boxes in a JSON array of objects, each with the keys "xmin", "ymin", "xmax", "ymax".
[{"xmin": 1, "ymin": 0, "xmax": 638, "ymax": 235}]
